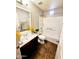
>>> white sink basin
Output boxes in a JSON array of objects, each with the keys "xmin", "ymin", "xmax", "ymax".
[
  {"xmin": 20, "ymin": 31, "xmax": 32, "ymax": 41},
  {"xmin": 19, "ymin": 31, "xmax": 38, "ymax": 48}
]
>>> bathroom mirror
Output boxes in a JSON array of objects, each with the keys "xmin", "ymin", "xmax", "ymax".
[{"xmin": 16, "ymin": 2, "xmax": 32, "ymax": 32}]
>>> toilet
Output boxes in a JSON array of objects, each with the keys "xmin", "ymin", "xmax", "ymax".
[{"xmin": 38, "ymin": 35, "xmax": 46, "ymax": 44}]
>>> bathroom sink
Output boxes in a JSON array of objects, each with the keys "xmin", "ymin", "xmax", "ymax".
[
  {"xmin": 19, "ymin": 31, "xmax": 32, "ymax": 42},
  {"xmin": 19, "ymin": 31, "xmax": 38, "ymax": 48}
]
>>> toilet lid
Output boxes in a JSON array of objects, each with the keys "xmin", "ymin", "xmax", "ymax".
[{"xmin": 38, "ymin": 35, "xmax": 46, "ymax": 40}]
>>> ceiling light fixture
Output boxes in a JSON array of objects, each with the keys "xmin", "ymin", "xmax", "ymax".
[
  {"xmin": 49, "ymin": 10, "xmax": 55, "ymax": 16},
  {"xmin": 38, "ymin": 1, "xmax": 43, "ymax": 5},
  {"xmin": 22, "ymin": 0, "xmax": 30, "ymax": 6},
  {"xmin": 17, "ymin": 0, "xmax": 21, "ymax": 2}
]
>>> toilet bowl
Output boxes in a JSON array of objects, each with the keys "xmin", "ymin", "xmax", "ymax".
[{"xmin": 38, "ymin": 35, "xmax": 46, "ymax": 44}]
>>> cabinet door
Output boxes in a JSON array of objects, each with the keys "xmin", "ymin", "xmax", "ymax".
[{"xmin": 20, "ymin": 36, "xmax": 39, "ymax": 59}]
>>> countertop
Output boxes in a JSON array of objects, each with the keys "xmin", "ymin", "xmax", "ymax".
[{"xmin": 19, "ymin": 31, "xmax": 38, "ymax": 48}]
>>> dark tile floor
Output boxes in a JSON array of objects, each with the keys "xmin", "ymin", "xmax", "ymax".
[{"xmin": 30, "ymin": 40, "xmax": 57, "ymax": 59}]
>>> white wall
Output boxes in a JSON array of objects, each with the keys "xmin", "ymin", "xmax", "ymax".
[
  {"xmin": 28, "ymin": 2, "xmax": 43, "ymax": 29},
  {"xmin": 38, "ymin": 16, "xmax": 44, "ymax": 34},
  {"xmin": 54, "ymin": 7, "xmax": 63, "ymax": 16},
  {"xmin": 55, "ymin": 29, "xmax": 63, "ymax": 59},
  {"xmin": 43, "ymin": 7, "xmax": 63, "ymax": 17}
]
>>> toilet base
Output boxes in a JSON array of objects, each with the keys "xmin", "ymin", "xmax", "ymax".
[{"xmin": 38, "ymin": 39, "xmax": 45, "ymax": 44}]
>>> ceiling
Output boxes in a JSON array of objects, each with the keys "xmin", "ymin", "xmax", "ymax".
[{"xmin": 31, "ymin": 0, "xmax": 63, "ymax": 11}]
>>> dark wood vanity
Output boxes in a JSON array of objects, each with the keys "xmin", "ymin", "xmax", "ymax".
[{"xmin": 20, "ymin": 36, "xmax": 39, "ymax": 59}]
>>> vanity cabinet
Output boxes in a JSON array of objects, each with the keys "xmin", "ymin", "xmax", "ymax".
[{"xmin": 20, "ymin": 36, "xmax": 39, "ymax": 59}]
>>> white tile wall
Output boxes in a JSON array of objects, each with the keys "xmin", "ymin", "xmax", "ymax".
[{"xmin": 43, "ymin": 16, "xmax": 63, "ymax": 40}]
